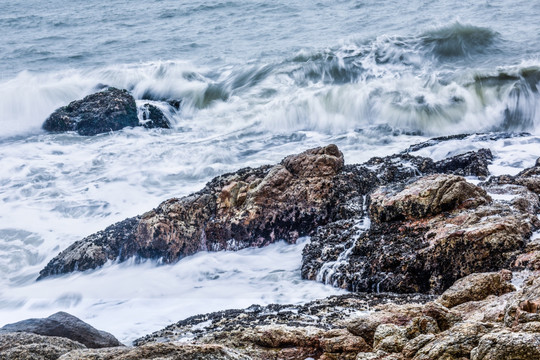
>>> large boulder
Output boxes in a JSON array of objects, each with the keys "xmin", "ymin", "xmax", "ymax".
[
  {"xmin": 38, "ymin": 145, "xmax": 496, "ymax": 280},
  {"xmin": 42, "ymin": 88, "xmax": 169, "ymax": 136},
  {"xmin": 38, "ymin": 145, "xmax": 360, "ymax": 278},
  {"xmin": 0, "ymin": 312, "xmax": 122, "ymax": 349}
]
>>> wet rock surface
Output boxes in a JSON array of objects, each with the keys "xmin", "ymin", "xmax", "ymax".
[
  {"xmin": 42, "ymin": 87, "xmax": 170, "ymax": 136},
  {"xmin": 39, "ymin": 145, "xmax": 498, "ymax": 279},
  {"xmin": 0, "ymin": 312, "xmax": 122, "ymax": 349},
  {"xmin": 303, "ymin": 155, "xmax": 540, "ymax": 294},
  {"xmin": 140, "ymin": 103, "xmax": 170, "ymax": 129}
]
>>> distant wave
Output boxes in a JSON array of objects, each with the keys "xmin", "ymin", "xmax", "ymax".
[{"xmin": 0, "ymin": 23, "xmax": 537, "ymax": 138}]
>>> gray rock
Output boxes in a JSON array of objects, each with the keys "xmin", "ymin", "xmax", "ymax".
[{"xmin": 1, "ymin": 312, "xmax": 122, "ymax": 349}]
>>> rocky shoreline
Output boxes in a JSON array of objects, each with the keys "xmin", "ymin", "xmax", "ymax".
[{"xmin": 3, "ymin": 137, "xmax": 540, "ymax": 359}]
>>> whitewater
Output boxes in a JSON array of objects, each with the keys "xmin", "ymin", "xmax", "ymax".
[{"xmin": 1, "ymin": 0, "xmax": 540, "ymax": 344}]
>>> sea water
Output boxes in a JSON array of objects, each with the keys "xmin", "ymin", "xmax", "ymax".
[{"xmin": 1, "ymin": 0, "xmax": 540, "ymax": 344}]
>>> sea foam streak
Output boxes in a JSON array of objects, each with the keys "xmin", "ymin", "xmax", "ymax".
[{"xmin": 0, "ymin": 238, "xmax": 345, "ymax": 344}]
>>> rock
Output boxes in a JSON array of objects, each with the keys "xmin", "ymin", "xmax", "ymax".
[
  {"xmin": 135, "ymin": 293, "xmax": 432, "ymax": 346},
  {"xmin": 412, "ymin": 321, "xmax": 491, "ymax": 360},
  {"xmin": 0, "ymin": 312, "xmax": 122, "ymax": 349},
  {"xmin": 373, "ymin": 324, "xmax": 406, "ymax": 353},
  {"xmin": 39, "ymin": 145, "xmax": 366, "ymax": 278},
  {"xmin": 0, "ymin": 331, "xmax": 85, "ymax": 360},
  {"xmin": 504, "ymin": 272, "xmax": 540, "ymax": 326},
  {"xmin": 437, "ymin": 270, "xmax": 515, "ymax": 308},
  {"xmin": 481, "ymin": 157, "xmax": 540, "ymax": 194},
  {"xmin": 58, "ymin": 343, "xmax": 250, "ymax": 360},
  {"xmin": 402, "ymin": 132, "xmax": 530, "ymax": 153},
  {"xmin": 43, "ymin": 88, "xmax": 139, "ymax": 136},
  {"xmin": 40, "ymin": 144, "xmax": 499, "ymax": 279},
  {"xmin": 470, "ymin": 331, "xmax": 540, "ymax": 360},
  {"xmin": 404, "ymin": 316, "xmax": 439, "ymax": 339},
  {"xmin": 432, "ymin": 148, "xmax": 493, "ymax": 178},
  {"xmin": 140, "ymin": 103, "xmax": 170, "ymax": 129},
  {"xmin": 304, "ymin": 173, "xmax": 535, "ymax": 294},
  {"xmin": 401, "ymin": 334, "xmax": 435, "ymax": 358},
  {"xmin": 369, "ymin": 174, "xmax": 491, "ymax": 223}
]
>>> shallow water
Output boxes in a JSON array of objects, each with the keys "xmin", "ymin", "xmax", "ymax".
[{"xmin": 1, "ymin": 0, "xmax": 539, "ymax": 344}]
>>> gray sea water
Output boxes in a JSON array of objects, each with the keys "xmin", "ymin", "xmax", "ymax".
[{"xmin": 1, "ymin": 0, "xmax": 540, "ymax": 344}]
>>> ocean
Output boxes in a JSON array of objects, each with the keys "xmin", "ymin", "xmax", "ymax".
[{"xmin": 1, "ymin": 0, "xmax": 539, "ymax": 344}]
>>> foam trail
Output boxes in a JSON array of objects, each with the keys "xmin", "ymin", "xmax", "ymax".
[{"xmin": 0, "ymin": 239, "xmax": 344, "ymax": 344}]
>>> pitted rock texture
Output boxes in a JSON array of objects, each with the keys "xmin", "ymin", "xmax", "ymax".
[{"xmin": 1, "ymin": 312, "xmax": 122, "ymax": 349}]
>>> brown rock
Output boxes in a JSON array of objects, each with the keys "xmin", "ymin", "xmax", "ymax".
[
  {"xmin": 0, "ymin": 332, "xmax": 85, "ymax": 360},
  {"xmin": 305, "ymin": 173, "xmax": 535, "ymax": 293},
  {"xmin": 373, "ymin": 324, "xmax": 406, "ymax": 353},
  {"xmin": 470, "ymin": 330, "xmax": 540, "ymax": 360},
  {"xmin": 39, "ymin": 145, "xmax": 354, "ymax": 278},
  {"xmin": 437, "ymin": 270, "xmax": 516, "ymax": 308},
  {"xmin": 58, "ymin": 343, "xmax": 249, "ymax": 360},
  {"xmin": 369, "ymin": 174, "xmax": 491, "ymax": 223}
]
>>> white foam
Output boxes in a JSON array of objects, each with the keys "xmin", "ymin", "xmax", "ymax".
[{"xmin": 0, "ymin": 238, "xmax": 344, "ymax": 344}]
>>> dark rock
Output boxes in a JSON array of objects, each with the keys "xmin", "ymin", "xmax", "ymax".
[
  {"xmin": 403, "ymin": 132, "xmax": 531, "ymax": 153},
  {"xmin": 433, "ymin": 148, "xmax": 493, "ymax": 178},
  {"xmin": 140, "ymin": 103, "xmax": 170, "ymax": 129},
  {"xmin": 167, "ymin": 99, "xmax": 182, "ymax": 110},
  {"xmin": 303, "ymin": 174, "xmax": 536, "ymax": 294},
  {"xmin": 135, "ymin": 293, "xmax": 433, "ymax": 346},
  {"xmin": 481, "ymin": 157, "xmax": 540, "ymax": 194},
  {"xmin": 42, "ymin": 87, "xmax": 139, "ymax": 136},
  {"xmin": 134, "ymin": 293, "xmax": 430, "ymax": 360},
  {"xmin": 0, "ymin": 332, "xmax": 85, "ymax": 360},
  {"xmin": 1, "ymin": 312, "xmax": 122, "ymax": 349}
]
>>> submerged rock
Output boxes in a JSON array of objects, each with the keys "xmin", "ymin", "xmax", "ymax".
[
  {"xmin": 0, "ymin": 312, "xmax": 122, "ymax": 349},
  {"xmin": 42, "ymin": 87, "xmax": 170, "ymax": 136},
  {"xmin": 140, "ymin": 103, "xmax": 170, "ymax": 129}
]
